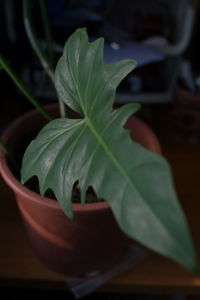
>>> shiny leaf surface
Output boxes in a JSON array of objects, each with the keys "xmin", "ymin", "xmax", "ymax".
[{"xmin": 21, "ymin": 28, "xmax": 197, "ymax": 272}]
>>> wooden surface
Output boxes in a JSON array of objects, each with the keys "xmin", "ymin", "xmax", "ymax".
[{"xmin": 0, "ymin": 144, "xmax": 200, "ymax": 294}]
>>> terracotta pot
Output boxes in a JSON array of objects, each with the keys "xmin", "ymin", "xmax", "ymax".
[{"xmin": 0, "ymin": 103, "xmax": 161, "ymax": 279}]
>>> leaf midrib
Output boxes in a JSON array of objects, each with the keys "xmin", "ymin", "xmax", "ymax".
[
  {"xmin": 61, "ymin": 30, "xmax": 187, "ymax": 255},
  {"xmin": 85, "ymin": 116, "xmax": 187, "ymax": 253},
  {"xmin": 85, "ymin": 116, "xmax": 139, "ymax": 194}
]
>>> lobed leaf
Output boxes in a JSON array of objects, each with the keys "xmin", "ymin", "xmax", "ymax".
[{"xmin": 21, "ymin": 28, "xmax": 198, "ymax": 272}]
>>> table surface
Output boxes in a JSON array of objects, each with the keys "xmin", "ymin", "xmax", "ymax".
[{"xmin": 1, "ymin": 144, "xmax": 200, "ymax": 294}]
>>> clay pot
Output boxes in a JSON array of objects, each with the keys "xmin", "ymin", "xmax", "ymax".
[{"xmin": 0, "ymin": 104, "xmax": 161, "ymax": 279}]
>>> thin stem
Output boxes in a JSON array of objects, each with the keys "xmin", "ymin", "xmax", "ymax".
[
  {"xmin": 23, "ymin": 0, "xmax": 54, "ymax": 81},
  {"xmin": 39, "ymin": 0, "xmax": 54, "ymax": 66},
  {"xmin": 0, "ymin": 138, "xmax": 20, "ymax": 173},
  {"xmin": 22, "ymin": 0, "xmax": 66, "ymax": 117},
  {"xmin": 0, "ymin": 54, "xmax": 53, "ymax": 122}
]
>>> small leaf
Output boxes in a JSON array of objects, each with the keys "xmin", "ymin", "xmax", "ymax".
[{"xmin": 21, "ymin": 28, "xmax": 198, "ymax": 272}]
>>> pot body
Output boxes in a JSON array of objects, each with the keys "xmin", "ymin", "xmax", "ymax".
[{"xmin": 0, "ymin": 104, "xmax": 161, "ymax": 278}]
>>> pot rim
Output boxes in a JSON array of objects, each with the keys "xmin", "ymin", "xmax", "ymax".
[
  {"xmin": 0, "ymin": 151, "xmax": 110, "ymax": 212},
  {"xmin": 0, "ymin": 103, "xmax": 161, "ymax": 213}
]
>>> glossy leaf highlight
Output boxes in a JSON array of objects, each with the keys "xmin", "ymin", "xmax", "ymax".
[{"xmin": 21, "ymin": 28, "xmax": 197, "ymax": 272}]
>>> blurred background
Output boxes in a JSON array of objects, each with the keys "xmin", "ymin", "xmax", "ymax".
[
  {"xmin": 1, "ymin": 1, "xmax": 200, "ymax": 299},
  {"xmin": 1, "ymin": 0, "xmax": 200, "ymax": 145}
]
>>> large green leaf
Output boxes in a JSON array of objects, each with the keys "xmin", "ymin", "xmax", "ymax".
[{"xmin": 21, "ymin": 28, "xmax": 197, "ymax": 272}]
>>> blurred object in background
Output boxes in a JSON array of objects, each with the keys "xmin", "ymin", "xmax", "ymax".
[
  {"xmin": 153, "ymin": 76, "xmax": 200, "ymax": 145},
  {"xmin": 164, "ymin": 87, "xmax": 200, "ymax": 144},
  {"xmin": 103, "ymin": 0, "xmax": 195, "ymax": 104}
]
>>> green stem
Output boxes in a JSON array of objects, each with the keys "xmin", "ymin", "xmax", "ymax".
[
  {"xmin": 0, "ymin": 54, "xmax": 53, "ymax": 122},
  {"xmin": 23, "ymin": 0, "xmax": 54, "ymax": 81},
  {"xmin": 22, "ymin": 0, "xmax": 66, "ymax": 118},
  {"xmin": 39, "ymin": 0, "xmax": 54, "ymax": 66},
  {"xmin": 0, "ymin": 138, "xmax": 20, "ymax": 173}
]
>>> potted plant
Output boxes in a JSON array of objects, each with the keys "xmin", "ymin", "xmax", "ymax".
[{"xmin": 0, "ymin": 26, "xmax": 198, "ymax": 279}]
